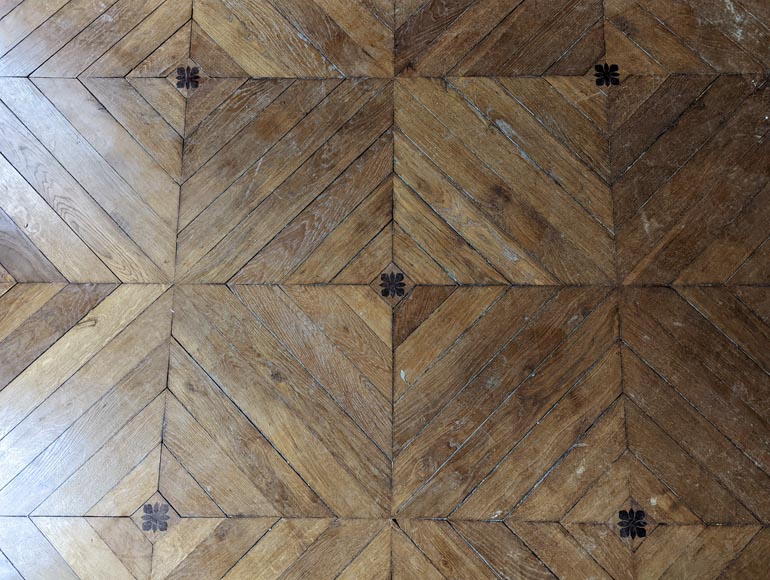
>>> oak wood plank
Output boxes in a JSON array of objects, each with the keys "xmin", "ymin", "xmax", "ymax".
[
  {"xmin": 605, "ymin": 0, "xmax": 712, "ymax": 72},
  {"xmin": 223, "ymin": 518, "xmax": 331, "ymax": 580},
  {"xmin": 234, "ymin": 285, "xmax": 391, "ymax": 454},
  {"xmin": 398, "ymin": 295, "xmax": 618, "ymax": 517},
  {"xmin": 168, "ymin": 341, "xmax": 329, "ymax": 517},
  {"xmin": 83, "ymin": 78, "xmax": 183, "ymax": 184},
  {"xmin": 0, "ymin": 284, "xmax": 166, "ymax": 441},
  {"xmin": 285, "ymin": 285, "xmax": 392, "ymax": 399},
  {"xmin": 637, "ymin": 0, "xmax": 764, "ymax": 72},
  {"xmin": 453, "ymin": 0, "xmax": 601, "ymax": 76},
  {"xmin": 0, "ymin": 291, "xmax": 171, "ymax": 492},
  {"xmin": 510, "ymin": 522, "xmax": 612, "ymax": 580},
  {"xmin": 622, "ymin": 288, "xmax": 770, "ymax": 478},
  {"xmin": 0, "ymin": 208, "xmax": 65, "ymax": 282},
  {"xmin": 0, "ymin": 86, "xmax": 164, "ymax": 282},
  {"xmin": 35, "ymin": 390, "xmax": 165, "ymax": 516},
  {"xmin": 0, "ymin": 283, "xmax": 114, "ymax": 389},
  {"xmin": 401, "ymin": 0, "xmax": 520, "ymax": 76},
  {"xmin": 279, "ymin": 519, "xmax": 386, "ymax": 580},
  {"xmin": 393, "ymin": 222, "xmax": 456, "ymax": 285},
  {"xmin": 398, "ymin": 519, "xmax": 497, "ymax": 579},
  {"xmin": 158, "ymin": 445, "xmax": 224, "ymax": 517},
  {"xmin": 32, "ymin": 0, "xmax": 165, "ymax": 77},
  {"xmin": 336, "ymin": 523, "xmax": 391, "ymax": 580},
  {"xmin": 164, "ymin": 393, "xmax": 280, "ymax": 516},
  {"xmin": 33, "ymin": 517, "xmax": 135, "ymax": 580},
  {"xmin": 0, "ymin": 283, "xmax": 65, "ymax": 342},
  {"xmin": 164, "ymin": 519, "xmax": 277, "ymax": 580},
  {"xmin": 178, "ymin": 79, "xmax": 338, "ymax": 231},
  {"xmin": 128, "ymin": 78, "xmax": 186, "ymax": 135},
  {"xmin": 177, "ymin": 79, "xmax": 388, "ymax": 282},
  {"xmin": 453, "ymin": 77, "xmax": 612, "ymax": 228},
  {"xmin": 392, "ymin": 523, "xmax": 445, "ymax": 580},
  {"xmin": 88, "ymin": 517, "xmax": 152, "ymax": 580},
  {"xmin": 401, "ymin": 292, "xmax": 507, "ymax": 415},
  {"xmin": 270, "ymin": 0, "xmax": 392, "ymax": 77},
  {"xmin": 35, "ymin": 78, "xmax": 179, "ymax": 232},
  {"xmin": 456, "ymin": 345, "xmax": 621, "ymax": 520},
  {"xmin": 399, "ymin": 79, "xmax": 614, "ymax": 283},
  {"xmin": 394, "ymin": 177, "xmax": 507, "ymax": 284},
  {"xmin": 182, "ymin": 79, "xmax": 291, "ymax": 180},
  {"xmin": 454, "ymin": 521, "xmax": 554, "ymax": 579},
  {"xmin": 190, "ymin": 20, "xmax": 248, "ymax": 77},
  {"xmin": 624, "ymin": 347, "xmax": 770, "ymax": 522},
  {"xmin": 511, "ymin": 399, "xmax": 626, "ymax": 522},
  {"xmin": 173, "ymin": 285, "xmax": 390, "ymax": 517},
  {"xmin": 395, "ymin": 0, "xmax": 475, "ymax": 74},
  {"xmin": 233, "ymin": 133, "xmax": 392, "ymax": 284},
  {"xmin": 627, "ymin": 400, "xmax": 757, "ymax": 524},
  {"xmin": 0, "ymin": 358, "xmax": 166, "ymax": 515},
  {"xmin": 282, "ymin": 177, "xmax": 392, "ymax": 285},
  {"xmin": 394, "ymin": 287, "xmax": 551, "ymax": 452},
  {"xmin": 0, "ymin": 0, "xmax": 69, "ymax": 56},
  {"xmin": 613, "ymin": 75, "xmax": 751, "ymax": 228},
  {"xmin": 0, "ymin": 517, "xmax": 78, "ymax": 580},
  {"xmin": 397, "ymin": 288, "xmax": 607, "ymax": 510},
  {"xmin": 333, "ymin": 225, "xmax": 393, "ymax": 284},
  {"xmin": 0, "ymin": 110, "xmax": 122, "ymax": 282},
  {"xmin": 0, "ymin": 79, "xmax": 173, "ymax": 281},
  {"xmin": 194, "ymin": 0, "xmax": 336, "ymax": 77},
  {"xmin": 394, "ymin": 285, "xmax": 455, "ymax": 347},
  {"xmin": 82, "ymin": 0, "xmax": 191, "ymax": 76},
  {"xmin": 87, "ymin": 445, "xmax": 162, "ymax": 516},
  {"xmin": 721, "ymin": 528, "xmax": 770, "ymax": 579},
  {"xmin": 0, "ymin": 0, "xmax": 118, "ymax": 76},
  {"xmin": 126, "ymin": 20, "xmax": 190, "ymax": 78},
  {"xmin": 333, "ymin": 285, "xmax": 392, "ymax": 348},
  {"xmin": 661, "ymin": 525, "xmax": 758, "ymax": 579}
]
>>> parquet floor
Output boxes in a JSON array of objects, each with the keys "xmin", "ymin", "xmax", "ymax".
[{"xmin": 0, "ymin": 1, "xmax": 769, "ymax": 578}]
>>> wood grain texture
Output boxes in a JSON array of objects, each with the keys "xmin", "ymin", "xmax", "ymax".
[
  {"xmin": 395, "ymin": 0, "xmax": 604, "ymax": 76},
  {"xmin": 395, "ymin": 77, "xmax": 615, "ymax": 285},
  {"xmin": 605, "ymin": 0, "xmax": 770, "ymax": 75},
  {"xmin": 614, "ymin": 76, "xmax": 770, "ymax": 285},
  {"xmin": 0, "ymin": 78, "xmax": 178, "ymax": 283},
  {"xmin": 177, "ymin": 79, "xmax": 394, "ymax": 283},
  {"xmin": 2, "ymin": 0, "xmax": 770, "ymax": 577}
]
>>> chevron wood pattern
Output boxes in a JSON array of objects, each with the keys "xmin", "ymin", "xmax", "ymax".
[
  {"xmin": 395, "ymin": 76, "xmax": 614, "ymax": 285},
  {"xmin": 394, "ymin": 0, "xmax": 604, "ymax": 76},
  {"xmin": 177, "ymin": 79, "xmax": 394, "ymax": 284},
  {"xmin": 613, "ymin": 75, "xmax": 770, "ymax": 284},
  {"xmin": 605, "ymin": 0, "xmax": 770, "ymax": 75},
  {"xmin": 2, "ymin": 0, "xmax": 770, "ymax": 578}
]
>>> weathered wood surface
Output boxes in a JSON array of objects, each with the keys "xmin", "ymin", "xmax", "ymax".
[{"xmin": 1, "ymin": 0, "xmax": 769, "ymax": 577}]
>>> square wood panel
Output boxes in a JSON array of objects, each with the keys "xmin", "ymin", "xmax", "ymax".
[{"xmin": 177, "ymin": 79, "xmax": 394, "ymax": 284}]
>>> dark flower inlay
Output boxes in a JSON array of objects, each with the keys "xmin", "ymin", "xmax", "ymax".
[
  {"xmin": 380, "ymin": 272, "xmax": 406, "ymax": 298},
  {"xmin": 618, "ymin": 508, "xmax": 646, "ymax": 539},
  {"xmin": 595, "ymin": 63, "xmax": 620, "ymax": 86},
  {"xmin": 142, "ymin": 502, "xmax": 169, "ymax": 532},
  {"xmin": 176, "ymin": 66, "xmax": 200, "ymax": 90}
]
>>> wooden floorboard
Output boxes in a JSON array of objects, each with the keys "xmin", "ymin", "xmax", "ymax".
[{"xmin": 0, "ymin": 0, "xmax": 769, "ymax": 578}]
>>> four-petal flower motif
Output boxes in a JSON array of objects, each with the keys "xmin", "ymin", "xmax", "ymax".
[
  {"xmin": 380, "ymin": 272, "xmax": 406, "ymax": 298},
  {"xmin": 142, "ymin": 502, "xmax": 170, "ymax": 532},
  {"xmin": 176, "ymin": 66, "xmax": 200, "ymax": 90},
  {"xmin": 595, "ymin": 63, "xmax": 620, "ymax": 86},
  {"xmin": 618, "ymin": 508, "xmax": 647, "ymax": 539}
]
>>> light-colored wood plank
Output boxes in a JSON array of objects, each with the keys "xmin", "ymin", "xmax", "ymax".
[
  {"xmin": 0, "ymin": 284, "xmax": 167, "ymax": 441},
  {"xmin": 33, "ymin": 517, "xmax": 136, "ymax": 580}
]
